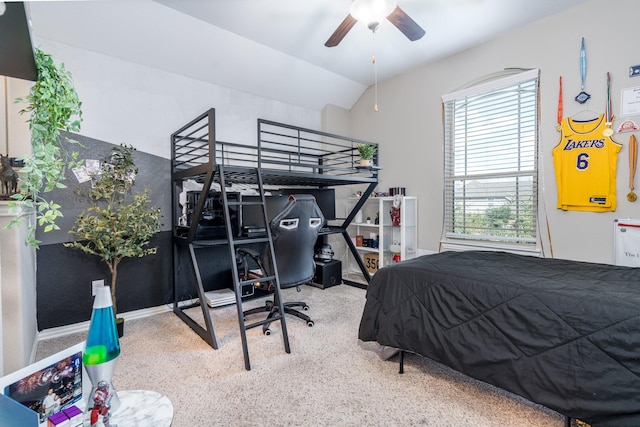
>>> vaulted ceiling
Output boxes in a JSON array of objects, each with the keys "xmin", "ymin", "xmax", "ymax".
[{"xmin": 24, "ymin": 0, "xmax": 590, "ymax": 110}]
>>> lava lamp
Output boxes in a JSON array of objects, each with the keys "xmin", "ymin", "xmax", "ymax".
[{"xmin": 83, "ymin": 286, "xmax": 121, "ymax": 417}]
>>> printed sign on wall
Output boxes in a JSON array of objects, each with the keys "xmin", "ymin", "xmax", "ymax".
[{"xmin": 614, "ymin": 219, "xmax": 640, "ymax": 267}]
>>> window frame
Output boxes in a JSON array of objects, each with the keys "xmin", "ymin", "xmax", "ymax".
[{"xmin": 441, "ymin": 68, "xmax": 540, "ymax": 253}]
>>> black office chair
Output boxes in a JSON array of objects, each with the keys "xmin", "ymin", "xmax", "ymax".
[{"xmin": 237, "ymin": 194, "xmax": 324, "ymax": 335}]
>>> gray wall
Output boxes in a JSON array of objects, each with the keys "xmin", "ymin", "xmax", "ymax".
[{"xmin": 35, "ymin": 132, "xmax": 173, "ymax": 330}]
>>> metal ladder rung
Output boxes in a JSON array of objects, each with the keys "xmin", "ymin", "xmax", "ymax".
[
  {"xmin": 245, "ymin": 314, "xmax": 285, "ymax": 330},
  {"xmin": 218, "ymin": 164, "xmax": 290, "ymax": 371},
  {"xmin": 191, "ymin": 239, "xmax": 229, "ymax": 248},
  {"xmin": 226, "ymin": 201, "xmax": 264, "ymax": 206},
  {"xmin": 239, "ymin": 275, "xmax": 275, "ymax": 286},
  {"xmin": 233, "ymin": 237, "xmax": 269, "ymax": 245}
]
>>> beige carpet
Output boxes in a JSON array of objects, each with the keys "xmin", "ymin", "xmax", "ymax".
[{"xmin": 36, "ymin": 284, "xmax": 565, "ymax": 426}]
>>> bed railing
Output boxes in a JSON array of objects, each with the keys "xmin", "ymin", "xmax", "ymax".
[
  {"xmin": 257, "ymin": 119, "xmax": 376, "ymax": 178},
  {"xmin": 171, "ymin": 108, "xmax": 378, "ymax": 182}
]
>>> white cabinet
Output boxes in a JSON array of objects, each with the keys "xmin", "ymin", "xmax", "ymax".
[
  {"xmin": 0, "ymin": 202, "xmax": 36, "ymax": 375},
  {"xmin": 344, "ymin": 196, "xmax": 417, "ymax": 279}
]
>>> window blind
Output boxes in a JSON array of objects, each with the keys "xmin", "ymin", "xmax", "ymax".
[{"xmin": 442, "ymin": 69, "xmax": 539, "ymax": 247}]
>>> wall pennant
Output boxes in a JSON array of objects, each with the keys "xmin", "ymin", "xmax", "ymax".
[
  {"xmin": 575, "ymin": 37, "xmax": 591, "ymax": 104},
  {"xmin": 617, "ymin": 120, "xmax": 639, "ymax": 133},
  {"xmin": 604, "ymin": 72, "xmax": 614, "ymax": 136}
]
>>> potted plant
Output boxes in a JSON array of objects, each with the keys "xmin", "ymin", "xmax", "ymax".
[
  {"xmin": 64, "ymin": 144, "xmax": 161, "ymax": 336},
  {"xmin": 357, "ymin": 143, "xmax": 377, "ymax": 167},
  {"xmin": 11, "ymin": 48, "xmax": 83, "ymax": 247}
]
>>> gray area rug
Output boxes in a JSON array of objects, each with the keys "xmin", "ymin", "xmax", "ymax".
[{"xmin": 36, "ymin": 284, "xmax": 564, "ymax": 426}]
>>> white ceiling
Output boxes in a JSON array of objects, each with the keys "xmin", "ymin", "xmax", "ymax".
[{"xmin": 24, "ymin": 0, "xmax": 590, "ymax": 110}]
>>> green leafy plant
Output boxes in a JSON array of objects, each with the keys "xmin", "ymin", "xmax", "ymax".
[
  {"xmin": 357, "ymin": 143, "xmax": 377, "ymax": 160},
  {"xmin": 11, "ymin": 48, "xmax": 83, "ymax": 246},
  {"xmin": 64, "ymin": 144, "xmax": 161, "ymax": 318}
]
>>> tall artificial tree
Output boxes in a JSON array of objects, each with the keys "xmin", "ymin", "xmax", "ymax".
[{"xmin": 65, "ymin": 144, "xmax": 161, "ymax": 319}]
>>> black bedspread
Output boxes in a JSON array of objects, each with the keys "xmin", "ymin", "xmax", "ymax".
[{"xmin": 358, "ymin": 251, "xmax": 640, "ymax": 427}]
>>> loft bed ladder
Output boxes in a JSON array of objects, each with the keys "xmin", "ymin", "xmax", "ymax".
[
  {"xmin": 171, "ymin": 110, "xmax": 291, "ymax": 370},
  {"xmin": 219, "ymin": 165, "xmax": 290, "ymax": 371},
  {"xmin": 172, "ymin": 166, "xmax": 290, "ymax": 371}
]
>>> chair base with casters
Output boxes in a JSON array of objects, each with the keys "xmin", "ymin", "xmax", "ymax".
[
  {"xmin": 238, "ymin": 246, "xmax": 315, "ymax": 335},
  {"xmin": 243, "ymin": 292, "xmax": 314, "ymax": 335}
]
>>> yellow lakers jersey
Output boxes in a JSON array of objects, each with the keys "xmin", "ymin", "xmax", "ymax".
[{"xmin": 552, "ymin": 114, "xmax": 621, "ymax": 212}]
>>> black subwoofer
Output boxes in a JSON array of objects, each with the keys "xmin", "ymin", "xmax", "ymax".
[{"xmin": 312, "ymin": 259, "xmax": 342, "ymax": 289}]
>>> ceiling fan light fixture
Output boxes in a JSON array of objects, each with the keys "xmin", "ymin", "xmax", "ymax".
[{"xmin": 350, "ymin": 0, "xmax": 397, "ymax": 28}]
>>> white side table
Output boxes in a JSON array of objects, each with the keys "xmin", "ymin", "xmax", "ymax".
[{"xmin": 98, "ymin": 390, "xmax": 173, "ymax": 426}]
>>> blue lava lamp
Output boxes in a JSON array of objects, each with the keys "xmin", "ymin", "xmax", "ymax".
[{"xmin": 83, "ymin": 286, "xmax": 121, "ymax": 419}]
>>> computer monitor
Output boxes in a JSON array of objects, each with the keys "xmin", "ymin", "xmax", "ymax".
[
  {"xmin": 279, "ymin": 188, "xmax": 336, "ymax": 221},
  {"xmin": 241, "ymin": 194, "xmax": 290, "ymax": 228},
  {"xmin": 241, "ymin": 189, "xmax": 336, "ymax": 228}
]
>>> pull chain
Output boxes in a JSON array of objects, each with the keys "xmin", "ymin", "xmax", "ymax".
[{"xmin": 372, "ymin": 29, "xmax": 378, "ymax": 112}]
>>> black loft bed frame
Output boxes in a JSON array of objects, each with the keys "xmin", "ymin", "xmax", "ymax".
[
  {"xmin": 171, "ymin": 108, "xmax": 380, "ymax": 280},
  {"xmin": 170, "ymin": 108, "xmax": 379, "ymax": 368}
]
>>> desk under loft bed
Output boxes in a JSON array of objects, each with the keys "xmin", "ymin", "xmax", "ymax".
[{"xmin": 170, "ymin": 108, "xmax": 379, "ymax": 369}]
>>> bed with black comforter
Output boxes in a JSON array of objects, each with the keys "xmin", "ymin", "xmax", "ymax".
[{"xmin": 358, "ymin": 250, "xmax": 640, "ymax": 427}]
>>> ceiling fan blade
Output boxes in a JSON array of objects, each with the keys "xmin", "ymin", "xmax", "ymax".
[
  {"xmin": 387, "ymin": 6, "xmax": 425, "ymax": 41},
  {"xmin": 325, "ymin": 14, "xmax": 357, "ymax": 47}
]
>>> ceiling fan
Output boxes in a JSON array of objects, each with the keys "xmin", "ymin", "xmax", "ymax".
[{"xmin": 325, "ymin": 0, "xmax": 425, "ymax": 47}]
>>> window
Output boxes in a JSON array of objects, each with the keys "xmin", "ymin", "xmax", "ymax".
[{"xmin": 442, "ymin": 69, "xmax": 539, "ymax": 249}]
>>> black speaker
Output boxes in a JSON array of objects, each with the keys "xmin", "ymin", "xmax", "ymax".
[{"xmin": 312, "ymin": 259, "xmax": 342, "ymax": 289}]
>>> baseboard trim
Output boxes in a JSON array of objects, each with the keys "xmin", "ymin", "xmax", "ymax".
[{"xmin": 37, "ymin": 304, "xmax": 172, "ymax": 341}]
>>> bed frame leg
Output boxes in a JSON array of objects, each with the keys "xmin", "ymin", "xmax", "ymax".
[{"xmin": 399, "ymin": 350, "xmax": 405, "ymax": 374}]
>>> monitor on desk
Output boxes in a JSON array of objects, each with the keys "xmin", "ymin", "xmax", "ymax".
[
  {"xmin": 279, "ymin": 188, "xmax": 335, "ymax": 221},
  {"xmin": 241, "ymin": 195, "xmax": 289, "ymax": 228},
  {"xmin": 241, "ymin": 189, "xmax": 335, "ymax": 228}
]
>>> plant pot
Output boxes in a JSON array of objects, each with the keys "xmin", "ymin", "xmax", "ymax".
[
  {"xmin": 116, "ymin": 317, "xmax": 124, "ymax": 338},
  {"xmin": 359, "ymin": 158, "xmax": 371, "ymax": 167}
]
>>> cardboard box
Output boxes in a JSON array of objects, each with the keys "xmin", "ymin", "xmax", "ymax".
[{"xmin": 363, "ymin": 253, "xmax": 379, "ymax": 273}]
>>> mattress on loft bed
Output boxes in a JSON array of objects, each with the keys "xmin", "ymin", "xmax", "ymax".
[{"xmin": 358, "ymin": 250, "xmax": 640, "ymax": 427}]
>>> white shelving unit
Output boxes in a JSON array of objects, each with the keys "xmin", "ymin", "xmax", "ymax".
[{"xmin": 344, "ymin": 196, "xmax": 417, "ymax": 281}]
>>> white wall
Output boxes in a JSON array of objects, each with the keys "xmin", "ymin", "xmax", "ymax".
[
  {"xmin": 0, "ymin": 78, "xmax": 36, "ymax": 374},
  {"xmin": 348, "ymin": 0, "xmax": 639, "ymax": 264},
  {"xmin": 321, "ymin": 104, "xmax": 353, "ymax": 265},
  {"xmin": 0, "ymin": 76, "xmax": 31, "ymax": 158},
  {"xmin": 20, "ymin": 0, "xmax": 638, "ymax": 266},
  {"xmin": 30, "ymin": 39, "xmax": 322, "ymax": 160},
  {"xmin": 0, "ymin": 203, "xmax": 36, "ymax": 375}
]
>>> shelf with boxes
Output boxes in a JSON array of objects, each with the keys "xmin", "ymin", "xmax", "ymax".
[{"xmin": 345, "ymin": 196, "xmax": 417, "ymax": 279}]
